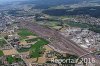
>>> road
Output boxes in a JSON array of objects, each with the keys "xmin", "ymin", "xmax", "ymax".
[
  {"xmin": 2, "ymin": 36, "xmax": 29, "ymax": 66},
  {"xmin": 20, "ymin": 21, "xmax": 100, "ymax": 66}
]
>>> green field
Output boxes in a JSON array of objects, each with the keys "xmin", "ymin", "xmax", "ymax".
[
  {"xmin": 17, "ymin": 38, "xmax": 49, "ymax": 54},
  {"xmin": 66, "ymin": 22, "xmax": 89, "ymax": 28},
  {"xmin": 6, "ymin": 56, "xmax": 23, "ymax": 64},
  {"xmin": 60, "ymin": 16, "xmax": 73, "ymax": 19},
  {"xmin": 18, "ymin": 29, "xmax": 36, "ymax": 40},
  {"xmin": 66, "ymin": 22, "xmax": 100, "ymax": 33},
  {"xmin": 89, "ymin": 27, "xmax": 100, "ymax": 33},
  {"xmin": 18, "ymin": 29, "xmax": 49, "ymax": 57},
  {"xmin": 0, "ymin": 38, "xmax": 7, "ymax": 47},
  {"xmin": 7, "ymin": 56, "xmax": 15, "ymax": 64},
  {"xmin": 18, "ymin": 38, "xmax": 38, "ymax": 53},
  {"xmin": 30, "ymin": 38, "xmax": 49, "ymax": 58},
  {"xmin": 17, "ymin": 47, "xmax": 30, "ymax": 53},
  {"xmin": 25, "ymin": 38, "xmax": 38, "ymax": 43},
  {"xmin": 0, "ymin": 50, "xmax": 4, "ymax": 57}
]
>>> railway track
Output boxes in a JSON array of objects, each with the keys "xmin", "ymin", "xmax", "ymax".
[{"xmin": 20, "ymin": 21, "xmax": 100, "ymax": 66}]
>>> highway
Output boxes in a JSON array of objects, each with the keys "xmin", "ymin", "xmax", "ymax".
[{"xmin": 21, "ymin": 21, "xmax": 100, "ymax": 66}]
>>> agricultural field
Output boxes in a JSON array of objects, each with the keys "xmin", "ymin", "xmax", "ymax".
[
  {"xmin": 18, "ymin": 29, "xmax": 36, "ymax": 40},
  {"xmin": 25, "ymin": 38, "xmax": 38, "ymax": 43},
  {"xmin": 60, "ymin": 16, "xmax": 73, "ymax": 19},
  {"xmin": 66, "ymin": 21, "xmax": 100, "ymax": 33},
  {"xmin": 0, "ymin": 37, "xmax": 7, "ymax": 47},
  {"xmin": 6, "ymin": 56, "xmax": 23, "ymax": 64},
  {"xmin": 0, "ymin": 50, "xmax": 4, "ymax": 57},
  {"xmin": 18, "ymin": 37, "xmax": 49, "ymax": 55},
  {"xmin": 66, "ymin": 22, "xmax": 89, "ymax": 28},
  {"xmin": 17, "ymin": 28, "xmax": 49, "ymax": 56},
  {"xmin": 30, "ymin": 38, "xmax": 49, "ymax": 58},
  {"xmin": 17, "ymin": 47, "xmax": 30, "ymax": 53},
  {"xmin": 3, "ymin": 49, "xmax": 18, "ymax": 55}
]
